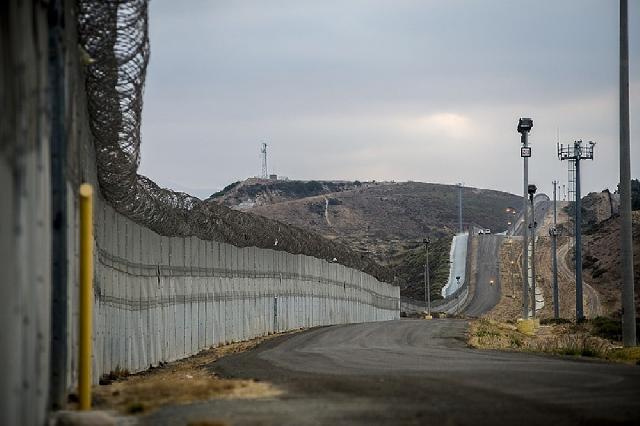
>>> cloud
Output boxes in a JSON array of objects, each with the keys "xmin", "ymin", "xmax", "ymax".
[
  {"xmin": 395, "ymin": 113, "xmax": 473, "ymax": 140},
  {"xmin": 140, "ymin": 0, "xmax": 640, "ymax": 198}
]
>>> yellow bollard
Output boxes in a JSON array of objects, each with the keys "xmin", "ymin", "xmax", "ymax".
[{"xmin": 79, "ymin": 184, "xmax": 94, "ymax": 410}]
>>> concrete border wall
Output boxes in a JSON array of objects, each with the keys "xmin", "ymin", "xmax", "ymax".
[
  {"xmin": 1, "ymin": 2, "xmax": 399, "ymax": 424},
  {"xmin": 88, "ymin": 201, "xmax": 399, "ymax": 380},
  {"xmin": 0, "ymin": 1, "xmax": 52, "ymax": 425}
]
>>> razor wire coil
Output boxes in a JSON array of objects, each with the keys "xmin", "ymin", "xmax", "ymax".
[{"xmin": 77, "ymin": 0, "xmax": 393, "ymax": 283}]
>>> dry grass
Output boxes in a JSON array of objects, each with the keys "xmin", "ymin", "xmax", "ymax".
[
  {"xmin": 605, "ymin": 346, "xmax": 640, "ymax": 364},
  {"xmin": 89, "ymin": 331, "xmax": 301, "ymax": 415},
  {"xmin": 468, "ymin": 319, "xmax": 635, "ymax": 363}
]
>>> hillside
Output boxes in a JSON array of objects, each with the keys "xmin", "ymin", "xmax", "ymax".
[
  {"xmin": 208, "ymin": 178, "xmax": 364, "ymax": 209},
  {"xmin": 582, "ymin": 211, "xmax": 640, "ymax": 315},
  {"xmin": 208, "ymin": 179, "xmax": 522, "ymax": 301},
  {"xmin": 245, "ymin": 181, "xmax": 521, "ymax": 260},
  {"xmin": 556, "ymin": 186, "xmax": 640, "ymax": 316}
]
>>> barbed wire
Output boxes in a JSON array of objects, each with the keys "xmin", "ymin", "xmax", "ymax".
[{"xmin": 76, "ymin": 0, "xmax": 393, "ymax": 283}]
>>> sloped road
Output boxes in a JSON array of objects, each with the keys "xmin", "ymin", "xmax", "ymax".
[
  {"xmin": 144, "ymin": 320, "xmax": 640, "ymax": 426},
  {"xmin": 464, "ymin": 234, "xmax": 503, "ymax": 316}
]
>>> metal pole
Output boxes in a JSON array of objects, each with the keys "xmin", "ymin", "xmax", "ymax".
[
  {"xmin": 79, "ymin": 184, "xmax": 94, "ymax": 410},
  {"xmin": 552, "ymin": 180, "xmax": 559, "ymax": 319},
  {"xmin": 424, "ymin": 262, "xmax": 428, "ymax": 314},
  {"xmin": 522, "ymin": 133, "xmax": 530, "ymax": 319},
  {"xmin": 455, "ymin": 277, "xmax": 461, "ymax": 315},
  {"xmin": 530, "ymin": 194, "xmax": 536, "ymax": 318},
  {"xmin": 575, "ymin": 148, "xmax": 584, "ymax": 320},
  {"xmin": 619, "ymin": 0, "xmax": 636, "ymax": 346},
  {"xmin": 49, "ymin": 0, "xmax": 69, "ymax": 410},
  {"xmin": 458, "ymin": 184, "xmax": 463, "ymax": 233},
  {"xmin": 426, "ymin": 245, "xmax": 431, "ymax": 316}
]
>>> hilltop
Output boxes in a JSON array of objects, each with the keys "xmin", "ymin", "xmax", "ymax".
[
  {"xmin": 211, "ymin": 180, "xmax": 521, "ymax": 259},
  {"xmin": 208, "ymin": 178, "xmax": 363, "ymax": 209}
]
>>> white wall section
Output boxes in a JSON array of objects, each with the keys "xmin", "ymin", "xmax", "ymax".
[{"xmin": 442, "ymin": 233, "xmax": 468, "ymax": 297}]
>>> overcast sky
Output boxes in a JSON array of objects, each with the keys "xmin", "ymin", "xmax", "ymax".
[{"xmin": 139, "ymin": 0, "xmax": 639, "ymax": 199}]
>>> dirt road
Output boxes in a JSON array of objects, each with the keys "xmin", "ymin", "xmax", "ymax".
[
  {"xmin": 143, "ymin": 320, "xmax": 640, "ymax": 425},
  {"xmin": 557, "ymin": 241, "xmax": 602, "ymax": 318}
]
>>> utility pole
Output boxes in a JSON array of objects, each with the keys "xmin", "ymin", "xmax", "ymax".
[
  {"xmin": 423, "ymin": 238, "xmax": 431, "ymax": 317},
  {"xmin": 528, "ymin": 184, "xmax": 537, "ymax": 317},
  {"xmin": 551, "ymin": 180, "xmax": 560, "ymax": 319},
  {"xmin": 517, "ymin": 118, "xmax": 533, "ymax": 319},
  {"xmin": 619, "ymin": 0, "xmax": 636, "ymax": 346},
  {"xmin": 558, "ymin": 140, "xmax": 595, "ymax": 320},
  {"xmin": 455, "ymin": 276, "xmax": 461, "ymax": 315},
  {"xmin": 457, "ymin": 183, "xmax": 463, "ymax": 233}
]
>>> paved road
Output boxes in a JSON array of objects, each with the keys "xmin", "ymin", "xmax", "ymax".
[
  {"xmin": 143, "ymin": 320, "xmax": 640, "ymax": 426},
  {"xmin": 512, "ymin": 194, "xmax": 550, "ymax": 237},
  {"xmin": 464, "ymin": 234, "xmax": 503, "ymax": 316}
]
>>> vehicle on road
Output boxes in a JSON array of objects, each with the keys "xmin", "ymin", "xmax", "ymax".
[{"xmin": 484, "ymin": 228, "xmax": 491, "ymax": 234}]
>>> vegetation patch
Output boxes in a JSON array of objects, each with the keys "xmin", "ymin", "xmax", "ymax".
[
  {"xmin": 468, "ymin": 318, "xmax": 637, "ymax": 363},
  {"xmin": 392, "ymin": 236, "xmax": 453, "ymax": 301},
  {"xmin": 606, "ymin": 347, "xmax": 640, "ymax": 365},
  {"xmin": 590, "ymin": 316, "xmax": 623, "ymax": 341},
  {"xmin": 468, "ymin": 319, "xmax": 526, "ymax": 350}
]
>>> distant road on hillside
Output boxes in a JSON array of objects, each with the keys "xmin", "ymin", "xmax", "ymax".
[
  {"xmin": 511, "ymin": 193, "xmax": 551, "ymax": 237},
  {"xmin": 464, "ymin": 234, "xmax": 503, "ymax": 316}
]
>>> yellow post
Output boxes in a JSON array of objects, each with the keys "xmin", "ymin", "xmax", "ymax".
[{"xmin": 79, "ymin": 183, "xmax": 94, "ymax": 410}]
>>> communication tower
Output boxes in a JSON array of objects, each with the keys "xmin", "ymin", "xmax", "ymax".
[
  {"xmin": 557, "ymin": 140, "xmax": 595, "ymax": 320},
  {"xmin": 261, "ymin": 142, "xmax": 268, "ymax": 179}
]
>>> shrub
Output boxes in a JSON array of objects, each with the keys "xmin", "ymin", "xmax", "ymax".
[{"xmin": 590, "ymin": 316, "xmax": 622, "ymax": 341}]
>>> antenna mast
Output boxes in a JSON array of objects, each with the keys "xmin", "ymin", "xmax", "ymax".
[{"xmin": 261, "ymin": 142, "xmax": 268, "ymax": 179}]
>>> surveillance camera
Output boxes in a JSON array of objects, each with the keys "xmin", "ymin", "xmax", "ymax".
[
  {"xmin": 517, "ymin": 117, "xmax": 533, "ymax": 134},
  {"xmin": 527, "ymin": 184, "xmax": 537, "ymax": 195}
]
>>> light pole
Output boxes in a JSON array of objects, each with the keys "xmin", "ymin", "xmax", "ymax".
[
  {"xmin": 517, "ymin": 118, "xmax": 533, "ymax": 319},
  {"xmin": 619, "ymin": 0, "xmax": 636, "ymax": 346},
  {"xmin": 551, "ymin": 180, "xmax": 560, "ymax": 319},
  {"xmin": 528, "ymin": 184, "xmax": 537, "ymax": 317},
  {"xmin": 455, "ymin": 276, "xmax": 461, "ymax": 314},
  {"xmin": 423, "ymin": 238, "xmax": 431, "ymax": 317}
]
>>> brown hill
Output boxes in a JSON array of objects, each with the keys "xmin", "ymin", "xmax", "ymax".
[
  {"xmin": 210, "ymin": 179, "xmax": 521, "ymax": 301},
  {"xmin": 246, "ymin": 181, "xmax": 521, "ymax": 261},
  {"xmin": 208, "ymin": 178, "xmax": 363, "ymax": 209}
]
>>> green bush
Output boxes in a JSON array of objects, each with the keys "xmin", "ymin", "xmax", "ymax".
[{"xmin": 590, "ymin": 316, "xmax": 622, "ymax": 341}]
